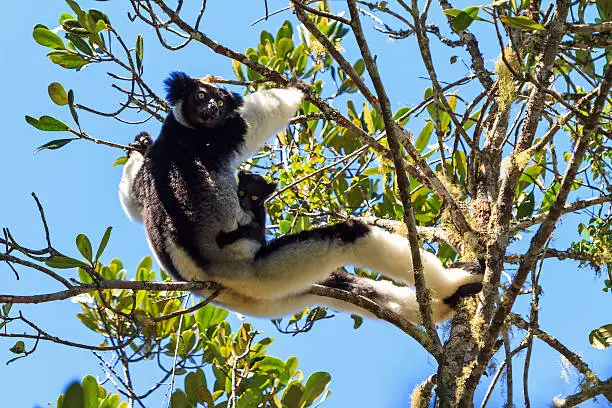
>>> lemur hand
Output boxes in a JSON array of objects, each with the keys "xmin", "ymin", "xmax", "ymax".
[
  {"xmin": 237, "ymin": 209, "xmax": 254, "ymax": 227},
  {"xmin": 287, "ymin": 77, "xmax": 311, "ymax": 95},
  {"xmin": 127, "ymin": 132, "xmax": 153, "ymax": 157}
]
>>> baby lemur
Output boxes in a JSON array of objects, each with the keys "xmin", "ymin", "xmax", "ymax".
[{"xmin": 216, "ymin": 170, "xmax": 276, "ymax": 248}]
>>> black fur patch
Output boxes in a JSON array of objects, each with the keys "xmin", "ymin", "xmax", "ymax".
[
  {"xmin": 255, "ymin": 220, "xmax": 371, "ymax": 260},
  {"xmin": 319, "ymin": 270, "xmax": 378, "ymax": 299},
  {"xmin": 442, "ymin": 282, "xmax": 483, "ymax": 307},
  {"xmin": 164, "ymin": 72, "xmax": 197, "ymax": 105},
  {"xmin": 450, "ymin": 261, "xmax": 485, "ymax": 275},
  {"xmin": 136, "ymin": 100, "xmax": 249, "ymax": 274}
]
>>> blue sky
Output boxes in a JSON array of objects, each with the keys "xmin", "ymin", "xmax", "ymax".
[{"xmin": 0, "ymin": 1, "xmax": 610, "ymax": 407}]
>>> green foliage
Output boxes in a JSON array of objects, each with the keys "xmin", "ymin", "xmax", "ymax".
[
  {"xmin": 25, "ymin": 115, "xmax": 70, "ymax": 131},
  {"xmin": 499, "ymin": 15, "xmax": 544, "ymax": 30},
  {"xmin": 54, "ymin": 377, "xmax": 128, "ymax": 408},
  {"xmin": 44, "ymin": 257, "xmax": 333, "ymax": 406},
  {"xmin": 443, "ymin": 7, "xmax": 484, "ymax": 33},
  {"xmin": 572, "ymin": 217, "xmax": 612, "ymax": 275},
  {"xmin": 589, "ymin": 324, "xmax": 612, "ymax": 349}
]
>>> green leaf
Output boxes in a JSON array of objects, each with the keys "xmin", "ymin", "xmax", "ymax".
[
  {"xmin": 500, "ymin": 15, "xmax": 544, "ymax": 30},
  {"xmin": 279, "ymin": 219, "xmax": 292, "ymax": 233},
  {"xmin": 89, "ymin": 8, "xmax": 111, "ymax": 26},
  {"xmin": 65, "ymin": 0, "xmax": 85, "ymax": 19},
  {"xmin": 443, "ymin": 7, "xmax": 482, "ymax": 32},
  {"xmin": 185, "ymin": 369, "xmax": 207, "ymax": 404},
  {"xmin": 362, "ymin": 103, "xmax": 375, "ymax": 133},
  {"xmin": 596, "ymin": 0, "xmax": 612, "ymax": 21},
  {"xmin": 2, "ymin": 303, "xmax": 13, "ymax": 316},
  {"xmin": 9, "ymin": 341, "xmax": 25, "ymax": 354},
  {"xmin": 517, "ymin": 191, "xmax": 535, "ymax": 219},
  {"xmin": 113, "ymin": 156, "xmax": 128, "ymax": 167},
  {"xmin": 59, "ymin": 12, "xmax": 75, "ymax": 24},
  {"xmin": 76, "ymin": 234, "xmax": 93, "ymax": 263},
  {"xmin": 276, "ymin": 20, "xmax": 293, "ymax": 42},
  {"xmin": 275, "ymin": 38, "xmax": 294, "ymax": 57},
  {"xmin": 589, "ymin": 324, "xmax": 612, "ymax": 349},
  {"xmin": 82, "ymin": 375, "xmax": 99, "ymax": 408},
  {"xmin": 353, "ymin": 59, "xmax": 365, "ymax": 76},
  {"xmin": 48, "ymin": 82, "xmax": 69, "ymax": 105},
  {"xmin": 35, "ymin": 139, "xmax": 76, "ymax": 153},
  {"xmin": 66, "ymin": 33, "xmax": 94, "ymax": 56},
  {"xmin": 416, "ymin": 122, "xmax": 434, "ymax": 152},
  {"xmin": 95, "ymin": 227, "xmax": 112, "ymax": 263},
  {"xmin": 135, "ymin": 34, "xmax": 144, "ymax": 73},
  {"xmin": 170, "ymin": 390, "xmax": 189, "ymax": 408},
  {"xmin": 33, "ymin": 27, "xmax": 65, "ymax": 50},
  {"xmin": 63, "ymin": 382, "xmax": 84, "ymax": 408},
  {"xmin": 452, "ymin": 11, "xmax": 474, "ymax": 32},
  {"xmin": 66, "ymin": 90, "xmax": 80, "ymax": 131},
  {"xmin": 257, "ymin": 356, "xmax": 286, "ymax": 373},
  {"xmin": 282, "ymin": 381, "xmax": 304, "ymax": 407},
  {"xmin": 299, "ymin": 372, "xmax": 331, "ymax": 407},
  {"xmin": 26, "ymin": 115, "xmax": 70, "ymax": 132},
  {"xmin": 45, "ymin": 255, "xmax": 89, "ymax": 269},
  {"xmin": 232, "ymin": 60, "xmax": 245, "ymax": 82},
  {"xmin": 48, "ymin": 51, "xmax": 90, "ymax": 69},
  {"xmin": 351, "ymin": 314, "xmax": 363, "ymax": 329}
]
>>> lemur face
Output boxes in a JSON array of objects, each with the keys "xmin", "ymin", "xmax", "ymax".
[
  {"xmin": 237, "ymin": 170, "xmax": 276, "ymax": 210},
  {"xmin": 164, "ymin": 71, "xmax": 239, "ymax": 128}
]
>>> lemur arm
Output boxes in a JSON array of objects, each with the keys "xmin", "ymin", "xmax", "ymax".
[
  {"xmin": 216, "ymin": 221, "xmax": 262, "ymax": 248},
  {"xmin": 237, "ymin": 88, "xmax": 304, "ymax": 160},
  {"xmin": 118, "ymin": 151, "xmax": 144, "ymax": 222}
]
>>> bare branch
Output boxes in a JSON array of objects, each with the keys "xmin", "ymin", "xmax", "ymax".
[{"xmin": 347, "ymin": 0, "xmax": 441, "ymax": 353}]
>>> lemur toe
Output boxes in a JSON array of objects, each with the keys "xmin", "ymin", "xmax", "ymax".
[{"xmin": 442, "ymin": 282, "xmax": 483, "ymax": 308}]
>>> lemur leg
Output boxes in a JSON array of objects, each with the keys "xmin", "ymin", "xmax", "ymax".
[
  {"xmin": 208, "ymin": 271, "xmax": 458, "ymax": 323},
  {"xmin": 237, "ymin": 88, "xmax": 304, "ymax": 161},
  {"xmin": 211, "ymin": 220, "xmax": 482, "ymax": 302}
]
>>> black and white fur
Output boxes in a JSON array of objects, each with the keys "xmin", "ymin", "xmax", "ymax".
[
  {"xmin": 119, "ymin": 72, "xmax": 483, "ymax": 323},
  {"xmin": 216, "ymin": 170, "xmax": 276, "ymax": 248}
]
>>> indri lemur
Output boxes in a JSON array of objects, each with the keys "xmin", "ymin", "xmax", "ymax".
[
  {"xmin": 119, "ymin": 72, "xmax": 483, "ymax": 322},
  {"xmin": 216, "ymin": 170, "xmax": 276, "ymax": 248}
]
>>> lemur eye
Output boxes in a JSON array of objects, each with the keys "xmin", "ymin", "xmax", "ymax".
[
  {"xmin": 196, "ymin": 91, "xmax": 206, "ymax": 100},
  {"xmin": 239, "ymin": 191, "xmax": 245, "ymax": 197},
  {"xmin": 217, "ymin": 100, "xmax": 224, "ymax": 107},
  {"xmin": 251, "ymin": 195, "xmax": 258, "ymax": 201}
]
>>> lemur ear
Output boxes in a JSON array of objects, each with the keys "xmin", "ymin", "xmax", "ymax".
[
  {"xmin": 164, "ymin": 72, "xmax": 192, "ymax": 105},
  {"xmin": 237, "ymin": 170, "xmax": 250, "ymax": 181},
  {"xmin": 221, "ymin": 89, "xmax": 244, "ymax": 112},
  {"xmin": 263, "ymin": 181, "xmax": 277, "ymax": 197}
]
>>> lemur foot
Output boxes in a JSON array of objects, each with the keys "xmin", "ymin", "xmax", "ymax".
[
  {"xmin": 442, "ymin": 283, "xmax": 483, "ymax": 307},
  {"xmin": 127, "ymin": 131, "xmax": 153, "ymax": 157},
  {"xmin": 287, "ymin": 77, "xmax": 312, "ymax": 95}
]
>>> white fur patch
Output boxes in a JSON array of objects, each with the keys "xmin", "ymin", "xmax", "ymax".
[
  {"xmin": 165, "ymin": 238, "xmax": 209, "ymax": 281},
  {"xmin": 237, "ymin": 88, "xmax": 304, "ymax": 160},
  {"xmin": 119, "ymin": 152, "xmax": 144, "ymax": 222},
  {"xmin": 172, "ymin": 102, "xmax": 195, "ymax": 129}
]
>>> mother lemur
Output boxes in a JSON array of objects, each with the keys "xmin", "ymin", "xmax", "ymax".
[{"xmin": 119, "ymin": 72, "xmax": 483, "ymax": 323}]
